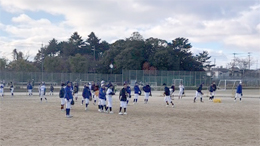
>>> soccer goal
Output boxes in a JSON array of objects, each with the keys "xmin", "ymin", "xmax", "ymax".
[
  {"xmin": 172, "ymin": 79, "xmax": 183, "ymax": 86},
  {"xmin": 218, "ymin": 80, "xmax": 241, "ymax": 97},
  {"xmin": 218, "ymin": 80, "xmax": 241, "ymax": 90}
]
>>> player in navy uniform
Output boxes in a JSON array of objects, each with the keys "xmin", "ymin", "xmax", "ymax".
[
  {"xmin": 209, "ymin": 83, "xmax": 214, "ymax": 101},
  {"xmin": 98, "ymin": 84, "xmax": 107, "ymax": 112},
  {"xmin": 133, "ymin": 82, "xmax": 141, "ymax": 104},
  {"xmin": 212, "ymin": 81, "xmax": 217, "ymax": 100},
  {"xmin": 73, "ymin": 83, "xmax": 79, "ymax": 101},
  {"xmin": 59, "ymin": 83, "xmax": 66, "ymax": 111},
  {"xmin": 143, "ymin": 84, "xmax": 152, "ymax": 104},
  {"xmin": 82, "ymin": 83, "xmax": 92, "ymax": 111},
  {"xmin": 234, "ymin": 82, "xmax": 243, "ymax": 102},
  {"xmin": 163, "ymin": 83, "xmax": 174, "ymax": 107},
  {"xmin": 194, "ymin": 83, "xmax": 204, "ymax": 103},
  {"xmin": 10, "ymin": 82, "xmax": 14, "ymax": 96},
  {"xmin": 170, "ymin": 84, "xmax": 175, "ymax": 99},
  {"xmin": 49, "ymin": 84, "xmax": 54, "ymax": 96},
  {"xmin": 27, "ymin": 83, "xmax": 33, "ymax": 96},
  {"xmin": 65, "ymin": 81, "xmax": 73, "ymax": 118},
  {"xmin": 119, "ymin": 83, "xmax": 128, "ymax": 115}
]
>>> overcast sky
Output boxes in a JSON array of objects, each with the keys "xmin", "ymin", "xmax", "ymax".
[{"xmin": 0, "ymin": 0, "xmax": 259, "ymax": 69}]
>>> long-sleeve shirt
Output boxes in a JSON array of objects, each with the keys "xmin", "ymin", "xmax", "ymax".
[
  {"xmin": 65, "ymin": 86, "xmax": 73, "ymax": 100},
  {"xmin": 197, "ymin": 84, "xmax": 203, "ymax": 94},
  {"xmin": 236, "ymin": 84, "xmax": 242, "ymax": 94},
  {"xmin": 164, "ymin": 86, "xmax": 170, "ymax": 96},
  {"xmin": 82, "ymin": 87, "xmax": 92, "ymax": 99},
  {"xmin": 99, "ymin": 88, "xmax": 106, "ymax": 100}
]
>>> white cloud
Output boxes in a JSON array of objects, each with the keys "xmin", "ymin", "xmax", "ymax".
[{"xmin": 0, "ymin": 0, "xmax": 259, "ymax": 67}]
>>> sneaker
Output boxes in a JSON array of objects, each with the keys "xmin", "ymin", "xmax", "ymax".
[
  {"xmin": 166, "ymin": 105, "xmax": 169, "ymax": 107},
  {"xmin": 234, "ymin": 100, "xmax": 236, "ymax": 102},
  {"xmin": 172, "ymin": 105, "xmax": 174, "ymax": 108},
  {"xmin": 100, "ymin": 110, "xmax": 104, "ymax": 113},
  {"xmin": 124, "ymin": 112, "xmax": 127, "ymax": 115},
  {"xmin": 66, "ymin": 115, "xmax": 73, "ymax": 118},
  {"xmin": 200, "ymin": 101, "xmax": 204, "ymax": 103},
  {"xmin": 110, "ymin": 111, "xmax": 114, "ymax": 114},
  {"xmin": 85, "ymin": 107, "xmax": 88, "ymax": 111},
  {"xmin": 118, "ymin": 112, "xmax": 123, "ymax": 115},
  {"xmin": 98, "ymin": 109, "xmax": 101, "ymax": 112}
]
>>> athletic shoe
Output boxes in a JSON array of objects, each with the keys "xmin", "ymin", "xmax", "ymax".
[
  {"xmin": 123, "ymin": 112, "xmax": 127, "ymax": 115},
  {"xmin": 66, "ymin": 115, "xmax": 73, "ymax": 118},
  {"xmin": 110, "ymin": 111, "xmax": 114, "ymax": 114},
  {"xmin": 166, "ymin": 105, "xmax": 169, "ymax": 107},
  {"xmin": 172, "ymin": 105, "xmax": 174, "ymax": 108},
  {"xmin": 85, "ymin": 107, "xmax": 88, "ymax": 111},
  {"xmin": 234, "ymin": 100, "xmax": 236, "ymax": 102},
  {"xmin": 118, "ymin": 112, "xmax": 123, "ymax": 115}
]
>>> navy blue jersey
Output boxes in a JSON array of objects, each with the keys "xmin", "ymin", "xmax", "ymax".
[
  {"xmin": 164, "ymin": 86, "xmax": 170, "ymax": 96},
  {"xmin": 119, "ymin": 88, "xmax": 127, "ymax": 101},
  {"xmin": 82, "ymin": 86, "xmax": 92, "ymax": 99}
]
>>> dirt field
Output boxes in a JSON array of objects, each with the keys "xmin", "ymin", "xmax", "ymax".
[{"xmin": 0, "ymin": 90, "xmax": 259, "ymax": 146}]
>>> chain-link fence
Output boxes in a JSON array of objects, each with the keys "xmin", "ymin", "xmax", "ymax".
[{"xmin": 0, "ymin": 70, "xmax": 259, "ymax": 88}]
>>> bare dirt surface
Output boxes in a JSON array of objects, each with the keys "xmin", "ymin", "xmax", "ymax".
[{"xmin": 0, "ymin": 90, "xmax": 259, "ymax": 146}]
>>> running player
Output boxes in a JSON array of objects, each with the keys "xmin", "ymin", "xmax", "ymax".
[
  {"xmin": 163, "ymin": 83, "xmax": 174, "ymax": 107},
  {"xmin": 170, "ymin": 83, "xmax": 175, "ymax": 99}
]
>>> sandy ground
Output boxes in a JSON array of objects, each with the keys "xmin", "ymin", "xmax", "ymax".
[{"xmin": 0, "ymin": 90, "xmax": 259, "ymax": 146}]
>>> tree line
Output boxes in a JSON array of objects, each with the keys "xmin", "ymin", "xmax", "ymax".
[{"xmin": 0, "ymin": 32, "xmax": 214, "ymax": 73}]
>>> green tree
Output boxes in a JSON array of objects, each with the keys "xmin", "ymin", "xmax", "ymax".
[
  {"xmin": 44, "ymin": 56, "xmax": 70, "ymax": 73},
  {"xmin": 0, "ymin": 58, "xmax": 8, "ymax": 71},
  {"xmin": 69, "ymin": 54, "xmax": 93, "ymax": 73}
]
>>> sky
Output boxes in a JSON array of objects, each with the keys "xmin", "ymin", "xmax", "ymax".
[{"xmin": 0, "ymin": 0, "xmax": 259, "ymax": 69}]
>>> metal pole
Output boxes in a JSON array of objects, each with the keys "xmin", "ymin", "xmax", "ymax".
[{"xmin": 41, "ymin": 43, "xmax": 44, "ymax": 82}]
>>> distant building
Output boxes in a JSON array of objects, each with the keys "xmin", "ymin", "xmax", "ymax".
[{"xmin": 212, "ymin": 66, "xmax": 229, "ymax": 78}]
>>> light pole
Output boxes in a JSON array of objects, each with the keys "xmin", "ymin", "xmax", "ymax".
[{"xmin": 41, "ymin": 44, "xmax": 44, "ymax": 82}]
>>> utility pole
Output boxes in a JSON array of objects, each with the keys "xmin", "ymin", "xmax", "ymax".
[
  {"xmin": 214, "ymin": 58, "xmax": 216, "ymax": 68},
  {"xmin": 232, "ymin": 53, "xmax": 237, "ymax": 77},
  {"xmin": 41, "ymin": 43, "xmax": 43, "ymax": 82},
  {"xmin": 248, "ymin": 52, "xmax": 251, "ymax": 70}
]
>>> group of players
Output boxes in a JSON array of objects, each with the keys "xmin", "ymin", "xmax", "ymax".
[
  {"xmin": 58, "ymin": 81, "xmax": 154, "ymax": 118},
  {"xmin": 0, "ymin": 79, "xmax": 243, "ymax": 118}
]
